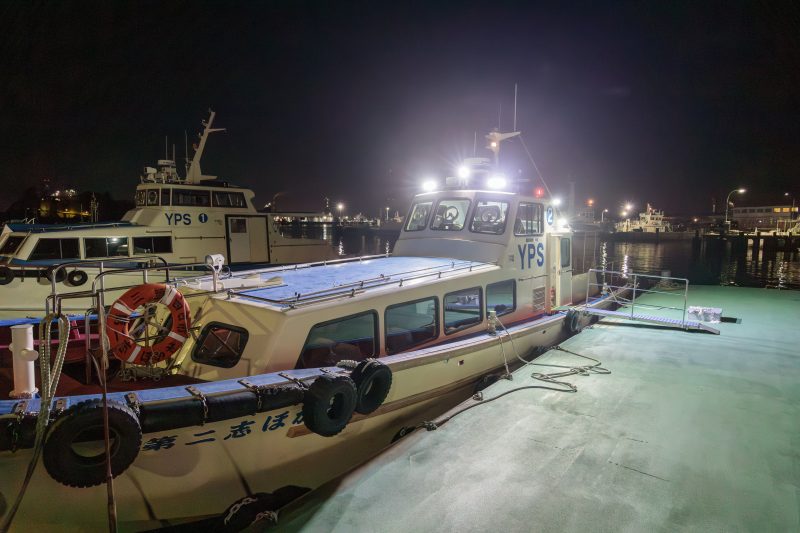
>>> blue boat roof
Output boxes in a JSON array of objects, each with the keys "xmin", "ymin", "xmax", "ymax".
[
  {"xmin": 239, "ymin": 256, "xmax": 493, "ymax": 305},
  {"xmin": 5, "ymin": 221, "xmax": 136, "ymax": 233}
]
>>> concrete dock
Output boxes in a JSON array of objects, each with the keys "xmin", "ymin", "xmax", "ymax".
[{"xmin": 275, "ymin": 286, "xmax": 800, "ymax": 532}]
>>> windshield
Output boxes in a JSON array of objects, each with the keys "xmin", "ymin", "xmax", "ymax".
[
  {"xmin": 0, "ymin": 235, "xmax": 25, "ymax": 255},
  {"xmin": 431, "ymin": 199, "xmax": 470, "ymax": 231},
  {"xmin": 405, "ymin": 201, "xmax": 433, "ymax": 231}
]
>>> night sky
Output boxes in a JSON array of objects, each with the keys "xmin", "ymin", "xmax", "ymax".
[{"xmin": 1, "ymin": 1, "xmax": 798, "ymax": 217}]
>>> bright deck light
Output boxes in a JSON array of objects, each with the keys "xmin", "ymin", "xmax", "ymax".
[
  {"xmin": 738, "ymin": 188, "xmax": 746, "ymax": 193},
  {"xmin": 422, "ymin": 180, "xmax": 437, "ymax": 192},
  {"xmin": 457, "ymin": 165, "xmax": 471, "ymax": 179},
  {"xmin": 552, "ymin": 197, "xmax": 562, "ymax": 206},
  {"xmin": 486, "ymin": 174, "xmax": 507, "ymax": 190}
]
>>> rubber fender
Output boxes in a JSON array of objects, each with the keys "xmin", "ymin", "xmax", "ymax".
[
  {"xmin": 43, "ymin": 399, "xmax": 142, "ymax": 488},
  {"xmin": 42, "ymin": 267, "xmax": 66, "ymax": 283},
  {"xmin": 0, "ymin": 266, "xmax": 14, "ymax": 285},
  {"xmin": 302, "ymin": 374, "xmax": 357, "ymax": 437},
  {"xmin": 350, "ymin": 359, "xmax": 392, "ymax": 415},
  {"xmin": 206, "ymin": 390, "xmax": 259, "ymax": 423},
  {"xmin": 66, "ymin": 269, "xmax": 88, "ymax": 287},
  {"xmin": 139, "ymin": 397, "xmax": 206, "ymax": 433}
]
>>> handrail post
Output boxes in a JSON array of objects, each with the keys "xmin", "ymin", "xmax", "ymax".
[
  {"xmin": 682, "ymin": 279, "xmax": 688, "ymax": 329},
  {"xmin": 631, "ymin": 274, "xmax": 637, "ymax": 318}
]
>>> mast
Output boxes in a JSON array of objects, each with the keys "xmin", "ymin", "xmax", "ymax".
[{"xmin": 185, "ymin": 109, "xmax": 227, "ymax": 184}]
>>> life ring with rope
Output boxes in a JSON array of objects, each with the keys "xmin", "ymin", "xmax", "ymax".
[{"xmin": 106, "ymin": 283, "xmax": 191, "ymax": 366}]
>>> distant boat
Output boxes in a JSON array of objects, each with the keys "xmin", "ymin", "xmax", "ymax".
[
  {"xmin": 0, "ymin": 111, "xmax": 334, "ymax": 312},
  {"xmin": 615, "ymin": 204, "xmax": 672, "ymax": 233}
]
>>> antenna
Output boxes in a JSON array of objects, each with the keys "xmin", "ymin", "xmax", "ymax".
[
  {"xmin": 513, "ymin": 83, "xmax": 518, "ymax": 132},
  {"xmin": 473, "ymin": 131, "xmax": 477, "ymax": 156},
  {"xmin": 498, "ymin": 102, "xmax": 502, "ymax": 130},
  {"xmin": 184, "ymin": 131, "xmax": 189, "ymax": 175},
  {"xmin": 164, "ymin": 136, "xmax": 168, "ymax": 159}
]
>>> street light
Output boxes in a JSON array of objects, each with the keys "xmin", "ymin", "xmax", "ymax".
[
  {"xmin": 600, "ymin": 208, "xmax": 609, "ymax": 222},
  {"xmin": 385, "ymin": 206, "xmax": 390, "ymax": 221},
  {"xmin": 724, "ymin": 188, "xmax": 746, "ymax": 229},
  {"xmin": 786, "ymin": 192, "xmax": 796, "ymax": 219}
]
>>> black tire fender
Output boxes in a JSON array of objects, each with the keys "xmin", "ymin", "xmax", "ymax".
[
  {"xmin": 0, "ymin": 266, "xmax": 14, "ymax": 285},
  {"xmin": 350, "ymin": 359, "xmax": 392, "ymax": 415},
  {"xmin": 302, "ymin": 374, "xmax": 356, "ymax": 437},
  {"xmin": 43, "ymin": 399, "xmax": 142, "ymax": 488},
  {"xmin": 66, "ymin": 269, "xmax": 88, "ymax": 287},
  {"xmin": 42, "ymin": 267, "xmax": 66, "ymax": 283}
]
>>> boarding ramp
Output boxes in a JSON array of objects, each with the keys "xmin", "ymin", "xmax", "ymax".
[{"xmin": 578, "ymin": 268, "xmax": 720, "ymax": 334}]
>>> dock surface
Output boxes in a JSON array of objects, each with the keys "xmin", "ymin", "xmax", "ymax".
[{"xmin": 277, "ymin": 286, "xmax": 800, "ymax": 532}]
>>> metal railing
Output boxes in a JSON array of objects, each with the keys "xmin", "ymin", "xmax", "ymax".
[{"xmin": 585, "ymin": 268, "xmax": 690, "ymax": 328}]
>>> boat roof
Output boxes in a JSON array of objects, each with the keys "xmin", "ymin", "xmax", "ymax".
[
  {"xmin": 232, "ymin": 256, "xmax": 497, "ymax": 308},
  {"xmin": 5, "ymin": 221, "xmax": 136, "ymax": 234}
]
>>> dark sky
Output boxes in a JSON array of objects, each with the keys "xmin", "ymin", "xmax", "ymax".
[{"xmin": 1, "ymin": 1, "xmax": 798, "ymax": 216}]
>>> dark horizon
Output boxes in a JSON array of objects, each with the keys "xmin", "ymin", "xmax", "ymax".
[{"xmin": 1, "ymin": 1, "xmax": 798, "ymax": 218}]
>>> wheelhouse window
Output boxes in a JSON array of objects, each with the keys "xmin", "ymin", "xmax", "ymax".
[
  {"xmin": 444, "ymin": 287, "xmax": 483, "ymax": 334},
  {"xmin": 84, "ymin": 237, "xmax": 128, "ymax": 258},
  {"xmin": 405, "ymin": 201, "xmax": 433, "ymax": 231},
  {"xmin": 470, "ymin": 199, "xmax": 510, "ymax": 235},
  {"xmin": 0, "ymin": 236, "xmax": 25, "ymax": 255},
  {"xmin": 298, "ymin": 311, "xmax": 377, "ymax": 368},
  {"xmin": 514, "ymin": 202, "xmax": 543, "ymax": 235},
  {"xmin": 385, "ymin": 297, "xmax": 438, "ymax": 354},
  {"xmin": 146, "ymin": 189, "xmax": 160, "ymax": 206},
  {"xmin": 133, "ymin": 236, "xmax": 172, "ymax": 254},
  {"xmin": 213, "ymin": 191, "xmax": 247, "ymax": 208},
  {"xmin": 161, "ymin": 189, "xmax": 171, "ymax": 206},
  {"xmin": 135, "ymin": 190, "xmax": 146, "ymax": 206},
  {"xmin": 28, "ymin": 238, "xmax": 80, "ymax": 261},
  {"xmin": 431, "ymin": 198, "xmax": 471, "ymax": 231},
  {"xmin": 561, "ymin": 238, "xmax": 571, "ymax": 268},
  {"xmin": 173, "ymin": 189, "xmax": 211, "ymax": 207},
  {"xmin": 192, "ymin": 323, "xmax": 249, "ymax": 368},
  {"xmin": 486, "ymin": 280, "xmax": 516, "ymax": 317}
]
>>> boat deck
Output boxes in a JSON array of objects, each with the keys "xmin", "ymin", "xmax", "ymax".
[{"xmin": 276, "ymin": 286, "xmax": 800, "ymax": 532}]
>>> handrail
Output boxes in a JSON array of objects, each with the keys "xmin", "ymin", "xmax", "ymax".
[{"xmin": 585, "ymin": 267, "xmax": 689, "ymax": 328}]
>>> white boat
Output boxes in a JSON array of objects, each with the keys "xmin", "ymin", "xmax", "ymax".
[
  {"xmin": 0, "ymin": 111, "xmax": 334, "ymax": 313},
  {"xmin": 0, "ymin": 132, "xmax": 611, "ymax": 531},
  {"xmin": 616, "ymin": 203, "xmax": 672, "ymax": 233}
]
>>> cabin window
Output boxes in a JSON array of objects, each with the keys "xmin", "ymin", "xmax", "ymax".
[
  {"xmin": 444, "ymin": 287, "xmax": 483, "ymax": 335},
  {"xmin": 173, "ymin": 189, "xmax": 211, "ymax": 207},
  {"xmin": 298, "ymin": 311, "xmax": 378, "ymax": 368},
  {"xmin": 84, "ymin": 237, "xmax": 128, "ymax": 258},
  {"xmin": 470, "ymin": 199, "xmax": 510, "ymax": 235},
  {"xmin": 385, "ymin": 297, "xmax": 439, "ymax": 354},
  {"xmin": 192, "ymin": 322, "xmax": 250, "ymax": 368},
  {"xmin": 514, "ymin": 202, "xmax": 543, "ymax": 235},
  {"xmin": 430, "ymin": 198, "xmax": 471, "ymax": 231},
  {"xmin": 161, "ymin": 189, "xmax": 171, "ymax": 206},
  {"xmin": 0, "ymin": 236, "xmax": 25, "ymax": 255},
  {"xmin": 561, "ymin": 238, "xmax": 571, "ymax": 268},
  {"xmin": 28, "ymin": 238, "xmax": 80, "ymax": 261},
  {"xmin": 133, "ymin": 236, "xmax": 172, "ymax": 254},
  {"xmin": 486, "ymin": 280, "xmax": 516, "ymax": 317},
  {"xmin": 213, "ymin": 191, "xmax": 247, "ymax": 208},
  {"xmin": 146, "ymin": 189, "xmax": 160, "ymax": 206},
  {"xmin": 405, "ymin": 201, "xmax": 433, "ymax": 231}
]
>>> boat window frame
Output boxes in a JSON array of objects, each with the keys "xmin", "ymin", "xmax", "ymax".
[
  {"xmin": 384, "ymin": 296, "xmax": 440, "ymax": 354},
  {"xmin": 191, "ymin": 321, "xmax": 250, "ymax": 369},
  {"xmin": 469, "ymin": 197, "xmax": 511, "ymax": 235},
  {"xmin": 298, "ymin": 310, "xmax": 379, "ymax": 369},
  {"xmin": 404, "ymin": 200, "xmax": 434, "ymax": 232},
  {"xmin": 430, "ymin": 197, "xmax": 472, "ymax": 232},
  {"xmin": 514, "ymin": 202, "xmax": 544, "ymax": 236},
  {"xmin": 83, "ymin": 237, "xmax": 130, "ymax": 259},
  {"xmin": 0, "ymin": 235, "xmax": 26, "ymax": 256},
  {"xmin": 132, "ymin": 236, "xmax": 173, "ymax": 254},
  {"xmin": 146, "ymin": 189, "xmax": 160, "ymax": 206},
  {"xmin": 27, "ymin": 238, "xmax": 81, "ymax": 261},
  {"xmin": 172, "ymin": 188, "xmax": 211, "ymax": 207},
  {"xmin": 161, "ymin": 188, "xmax": 171, "ymax": 206},
  {"xmin": 213, "ymin": 190, "xmax": 247, "ymax": 208},
  {"xmin": 443, "ymin": 286, "xmax": 484, "ymax": 335},
  {"xmin": 486, "ymin": 279, "xmax": 516, "ymax": 317}
]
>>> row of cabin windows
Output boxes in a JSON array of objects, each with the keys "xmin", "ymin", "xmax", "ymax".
[
  {"xmin": 25, "ymin": 236, "xmax": 172, "ymax": 261},
  {"xmin": 192, "ymin": 279, "xmax": 517, "ymax": 370},
  {"xmin": 405, "ymin": 197, "xmax": 544, "ymax": 235},
  {"xmin": 135, "ymin": 188, "xmax": 247, "ymax": 208}
]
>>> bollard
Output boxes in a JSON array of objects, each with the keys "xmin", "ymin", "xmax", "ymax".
[{"xmin": 9, "ymin": 324, "xmax": 39, "ymax": 398}]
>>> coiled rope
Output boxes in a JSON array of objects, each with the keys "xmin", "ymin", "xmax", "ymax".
[{"xmin": 1, "ymin": 314, "xmax": 71, "ymax": 533}]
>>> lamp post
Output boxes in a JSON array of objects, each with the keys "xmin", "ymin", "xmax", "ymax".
[
  {"xmin": 724, "ymin": 188, "xmax": 746, "ymax": 229},
  {"xmin": 385, "ymin": 206, "xmax": 390, "ymax": 222},
  {"xmin": 600, "ymin": 208, "xmax": 608, "ymax": 222},
  {"xmin": 786, "ymin": 192, "xmax": 796, "ymax": 220}
]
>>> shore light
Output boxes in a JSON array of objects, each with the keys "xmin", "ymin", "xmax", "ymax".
[
  {"xmin": 487, "ymin": 174, "xmax": 507, "ymax": 190},
  {"xmin": 552, "ymin": 197, "xmax": 562, "ymax": 206},
  {"xmin": 457, "ymin": 165, "xmax": 470, "ymax": 179},
  {"xmin": 422, "ymin": 180, "xmax": 437, "ymax": 192},
  {"xmin": 625, "ymin": 203, "xmax": 633, "ymax": 211}
]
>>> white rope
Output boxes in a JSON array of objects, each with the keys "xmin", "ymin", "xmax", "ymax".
[{"xmin": 1, "ymin": 314, "xmax": 71, "ymax": 532}]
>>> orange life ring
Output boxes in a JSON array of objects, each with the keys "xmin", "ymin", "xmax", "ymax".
[{"xmin": 106, "ymin": 283, "xmax": 191, "ymax": 365}]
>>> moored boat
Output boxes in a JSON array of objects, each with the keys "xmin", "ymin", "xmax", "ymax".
[{"xmin": 0, "ymin": 132, "xmax": 615, "ymax": 531}]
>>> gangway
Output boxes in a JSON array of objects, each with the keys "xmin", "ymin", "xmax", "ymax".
[{"xmin": 578, "ymin": 269, "xmax": 720, "ymax": 335}]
